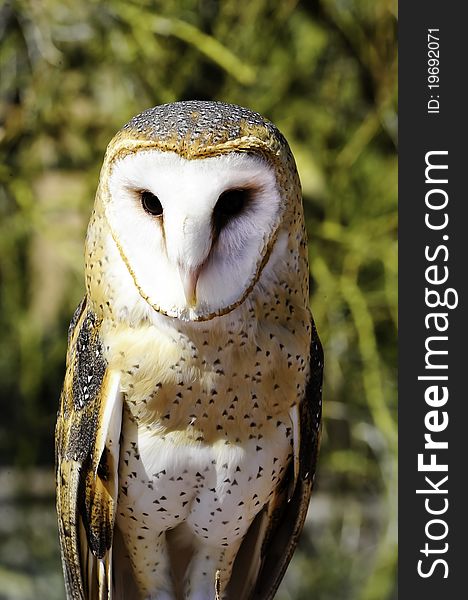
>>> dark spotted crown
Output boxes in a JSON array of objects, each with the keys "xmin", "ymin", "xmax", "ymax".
[{"xmin": 122, "ymin": 100, "xmax": 284, "ymax": 148}]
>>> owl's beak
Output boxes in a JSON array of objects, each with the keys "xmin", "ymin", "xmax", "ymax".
[
  {"xmin": 179, "ymin": 265, "xmax": 201, "ymax": 307},
  {"xmin": 170, "ymin": 212, "xmax": 212, "ymax": 307}
]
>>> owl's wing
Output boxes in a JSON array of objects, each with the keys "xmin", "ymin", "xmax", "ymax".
[
  {"xmin": 56, "ymin": 297, "xmax": 123, "ymax": 600},
  {"xmin": 227, "ymin": 319, "xmax": 323, "ymax": 600}
]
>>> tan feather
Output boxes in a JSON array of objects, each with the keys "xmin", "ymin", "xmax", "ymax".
[
  {"xmin": 247, "ymin": 322, "xmax": 323, "ymax": 600},
  {"xmin": 56, "ymin": 298, "xmax": 123, "ymax": 600}
]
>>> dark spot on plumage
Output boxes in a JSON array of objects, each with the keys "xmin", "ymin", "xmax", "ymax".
[{"xmin": 71, "ymin": 311, "xmax": 106, "ymax": 411}]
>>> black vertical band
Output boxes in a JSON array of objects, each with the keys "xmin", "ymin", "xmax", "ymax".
[{"xmin": 399, "ymin": 3, "xmax": 467, "ymax": 596}]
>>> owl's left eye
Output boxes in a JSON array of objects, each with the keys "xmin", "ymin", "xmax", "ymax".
[
  {"xmin": 213, "ymin": 188, "xmax": 250, "ymax": 232},
  {"xmin": 140, "ymin": 190, "xmax": 163, "ymax": 216}
]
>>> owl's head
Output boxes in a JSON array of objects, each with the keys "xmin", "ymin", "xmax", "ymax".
[{"xmin": 86, "ymin": 101, "xmax": 306, "ymax": 322}]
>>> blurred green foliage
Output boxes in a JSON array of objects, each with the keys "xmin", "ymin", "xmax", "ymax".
[{"xmin": 0, "ymin": 1, "xmax": 397, "ymax": 599}]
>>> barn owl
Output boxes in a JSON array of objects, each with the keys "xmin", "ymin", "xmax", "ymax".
[{"xmin": 55, "ymin": 100, "xmax": 323, "ymax": 600}]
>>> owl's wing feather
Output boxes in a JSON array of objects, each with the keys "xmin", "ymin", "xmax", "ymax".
[
  {"xmin": 228, "ymin": 318, "xmax": 323, "ymax": 600},
  {"xmin": 56, "ymin": 298, "xmax": 123, "ymax": 600}
]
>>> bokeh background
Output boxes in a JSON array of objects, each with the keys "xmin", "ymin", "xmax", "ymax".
[{"xmin": 0, "ymin": 1, "xmax": 397, "ymax": 599}]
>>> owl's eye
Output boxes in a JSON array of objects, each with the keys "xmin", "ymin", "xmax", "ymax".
[
  {"xmin": 213, "ymin": 189, "xmax": 249, "ymax": 230},
  {"xmin": 140, "ymin": 190, "xmax": 163, "ymax": 216}
]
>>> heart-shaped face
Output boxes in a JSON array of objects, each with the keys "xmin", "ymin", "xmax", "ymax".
[{"xmin": 102, "ymin": 150, "xmax": 283, "ymax": 321}]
